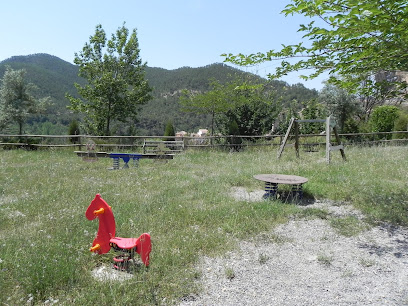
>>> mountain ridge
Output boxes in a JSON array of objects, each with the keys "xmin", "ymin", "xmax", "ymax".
[{"xmin": 0, "ymin": 53, "xmax": 318, "ymax": 135}]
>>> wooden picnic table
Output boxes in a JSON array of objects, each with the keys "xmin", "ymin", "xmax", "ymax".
[{"xmin": 253, "ymin": 174, "xmax": 308, "ymax": 201}]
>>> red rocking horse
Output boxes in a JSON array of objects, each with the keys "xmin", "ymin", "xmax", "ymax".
[{"xmin": 86, "ymin": 194, "xmax": 151, "ymax": 270}]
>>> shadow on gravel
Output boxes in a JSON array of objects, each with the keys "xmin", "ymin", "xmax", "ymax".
[{"xmin": 358, "ymin": 223, "xmax": 408, "ymax": 258}]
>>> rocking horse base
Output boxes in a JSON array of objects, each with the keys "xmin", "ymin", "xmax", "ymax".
[
  {"xmin": 110, "ymin": 243, "xmax": 137, "ymax": 271},
  {"xmin": 113, "ymin": 253, "xmax": 135, "ymax": 271}
]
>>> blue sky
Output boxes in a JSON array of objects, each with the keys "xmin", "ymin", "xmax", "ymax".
[{"xmin": 0, "ymin": 0, "xmax": 326, "ymax": 90}]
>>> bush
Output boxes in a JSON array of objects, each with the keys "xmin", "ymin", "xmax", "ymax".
[
  {"xmin": 227, "ymin": 120, "xmax": 242, "ymax": 152},
  {"xmin": 163, "ymin": 121, "xmax": 175, "ymax": 141},
  {"xmin": 393, "ymin": 112, "xmax": 408, "ymax": 139},
  {"xmin": 68, "ymin": 120, "xmax": 81, "ymax": 143},
  {"xmin": 342, "ymin": 118, "xmax": 361, "ymax": 143},
  {"xmin": 370, "ymin": 106, "xmax": 400, "ymax": 132},
  {"xmin": 343, "ymin": 118, "xmax": 360, "ymax": 134},
  {"xmin": 369, "ymin": 105, "xmax": 400, "ymax": 139}
]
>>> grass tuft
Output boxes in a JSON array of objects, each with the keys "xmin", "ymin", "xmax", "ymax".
[
  {"xmin": 317, "ymin": 254, "xmax": 333, "ymax": 266},
  {"xmin": 330, "ymin": 216, "xmax": 370, "ymax": 237},
  {"xmin": 225, "ymin": 267, "xmax": 235, "ymax": 280}
]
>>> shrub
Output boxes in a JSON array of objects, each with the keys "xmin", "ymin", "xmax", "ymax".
[
  {"xmin": 393, "ymin": 112, "xmax": 408, "ymax": 139},
  {"xmin": 163, "ymin": 120, "xmax": 175, "ymax": 141},
  {"xmin": 369, "ymin": 105, "xmax": 400, "ymax": 139},
  {"xmin": 68, "ymin": 120, "xmax": 80, "ymax": 143},
  {"xmin": 227, "ymin": 119, "xmax": 242, "ymax": 151},
  {"xmin": 370, "ymin": 105, "xmax": 400, "ymax": 132}
]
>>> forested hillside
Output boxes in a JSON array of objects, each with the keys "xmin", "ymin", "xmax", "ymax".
[
  {"xmin": 0, "ymin": 54, "xmax": 84, "ymax": 134},
  {"xmin": 0, "ymin": 54, "xmax": 318, "ymax": 135}
]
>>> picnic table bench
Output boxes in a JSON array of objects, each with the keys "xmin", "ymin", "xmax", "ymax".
[
  {"xmin": 254, "ymin": 174, "xmax": 308, "ymax": 201},
  {"xmin": 74, "ymin": 151, "xmax": 174, "ymax": 169},
  {"xmin": 142, "ymin": 140, "xmax": 184, "ymax": 155}
]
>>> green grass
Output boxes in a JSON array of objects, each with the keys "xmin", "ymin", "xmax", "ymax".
[
  {"xmin": 0, "ymin": 145, "xmax": 407, "ymax": 304},
  {"xmin": 330, "ymin": 216, "xmax": 370, "ymax": 237},
  {"xmin": 317, "ymin": 254, "xmax": 333, "ymax": 266}
]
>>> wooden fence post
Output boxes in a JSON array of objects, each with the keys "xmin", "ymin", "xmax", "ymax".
[
  {"xmin": 326, "ymin": 116, "xmax": 331, "ymax": 163},
  {"xmin": 295, "ymin": 120, "xmax": 299, "ymax": 158}
]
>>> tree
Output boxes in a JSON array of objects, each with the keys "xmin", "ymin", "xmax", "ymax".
[
  {"xmin": 68, "ymin": 119, "xmax": 81, "ymax": 143},
  {"xmin": 223, "ymin": 0, "xmax": 408, "ymax": 96},
  {"xmin": 218, "ymin": 82, "xmax": 281, "ymax": 137},
  {"xmin": 66, "ymin": 23, "xmax": 152, "ymax": 135},
  {"xmin": 180, "ymin": 77, "xmax": 278, "ymax": 136},
  {"xmin": 299, "ymin": 99, "xmax": 327, "ymax": 134},
  {"xmin": 163, "ymin": 120, "xmax": 175, "ymax": 141},
  {"xmin": 227, "ymin": 119, "xmax": 242, "ymax": 151},
  {"xmin": 355, "ymin": 71, "xmax": 408, "ymax": 120},
  {"xmin": 318, "ymin": 83, "xmax": 360, "ymax": 132},
  {"xmin": 0, "ymin": 66, "xmax": 49, "ymax": 134},
  {"xmin": 179, "ymin": 79, "xmax": 240, "ymax": 135},
  {"xmin": 393, "ymin": 111, "xmax": 408, "ymax": 139},
  {"xmin": 369, "ymin": 105, "xmax": 400, "ymax": 134}
]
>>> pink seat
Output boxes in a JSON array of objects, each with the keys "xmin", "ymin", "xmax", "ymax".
[
  {"xmin": 110, "ymin": 237, "xmax": 138, "ymax": 249},
  {"xmin": 110, "ymin": 233, "xmax": 151, "ymax": 266}
]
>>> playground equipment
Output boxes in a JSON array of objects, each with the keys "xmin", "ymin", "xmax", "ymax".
[
  {"xmin": 86, "ymin": 194, "xmax": 151, "ymax": 270},
  {"xmin": 277, "ymin": 116, "xmax": 346, "ymax": 164}
]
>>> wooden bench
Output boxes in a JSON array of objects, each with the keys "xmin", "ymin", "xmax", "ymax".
[{"xmin": 142, "ymin": 140, "xmax": 184, "ymax": 155}]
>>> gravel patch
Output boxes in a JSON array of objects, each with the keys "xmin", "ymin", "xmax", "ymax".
[
  {"xmin": 229, "ymin": 187, "xmax": 265, "ymax": 202},
  {"xmin": 91, "ymin": 265, "xmax": 134, "ymax": 282},
  {"xmin": 180, "ymin": 191, "xmax": 408, "ymax": 305}
]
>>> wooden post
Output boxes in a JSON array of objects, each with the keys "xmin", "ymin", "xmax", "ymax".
[
  {"xmin": 294, "ymin": 121, "xmax": 299, "ymax": 158},
  {"xmin": 325, "ymin": 116, "xmax": 347, "ymax": 163},
  {"xmin": 278, "ymin": 116, "xmax": 346, "ymax": 163},
  {"xmin": 277, "ymin": 118, "xmax": 295, "ymax": 159},
  {"xmin": 326, "ymin": 116, "xmax": 331, "ymax": 163},
  {"xmin": 333, "ymin": 126, "xmax": 347, "ymax": 161}
]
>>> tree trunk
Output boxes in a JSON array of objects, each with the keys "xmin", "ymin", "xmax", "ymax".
[
  {"xmin": 106, "ymin": 117, "xmax": 110, "ymax": 136},
  {"xmin": 106, "ymin": 100, "xmax": 112, "ymax": 135},
  {"xmin": 210, "ymin": 111, "xmax": 215, "ymax": 146}
]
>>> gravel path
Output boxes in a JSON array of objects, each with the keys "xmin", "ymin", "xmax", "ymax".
[{"xmin": 180, "ymin": 192, "xmax": 408, "ymax": 306}]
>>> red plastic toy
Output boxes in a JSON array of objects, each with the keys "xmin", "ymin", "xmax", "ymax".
[{"xmin": 86, "ymin": 194, "xmax": 151, "ymax": 269}]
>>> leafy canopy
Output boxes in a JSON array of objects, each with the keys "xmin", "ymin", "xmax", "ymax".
[
  {"xmin": 223, "ymin": 0, "xmax": 408, "ymax": 94},
  {"xmin": 179, "ymin": 78, "xmax": 242, "ymax": 135},
  {"xmin": 318, "ymin": 83, "xmax": 360, "ymax": 132},
  {"xmin": 218, "ymin": 82, "xmax": 281, "ymax": 137},
  {"xmin": 66, "ymin": 23, "xmax": 152, "ymax": 135},
  {"xmin": 164, "ymin": 120, "xmax": 175, "ymax": 140},
  {"xmin": 369, "ymin": 105, "xmax": 400, "ymax": 133},
  {"xmin": 179, "ymin": 77, "xmax": 280, "ymax": 136},
  {"xmin": 0, "ymin": 66, "xmax": 49, "ymax": 134}
]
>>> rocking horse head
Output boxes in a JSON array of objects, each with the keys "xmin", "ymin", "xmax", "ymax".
[{"xmin": 85, "ymin": 194, "xmax": 116, "ymax": 254}]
